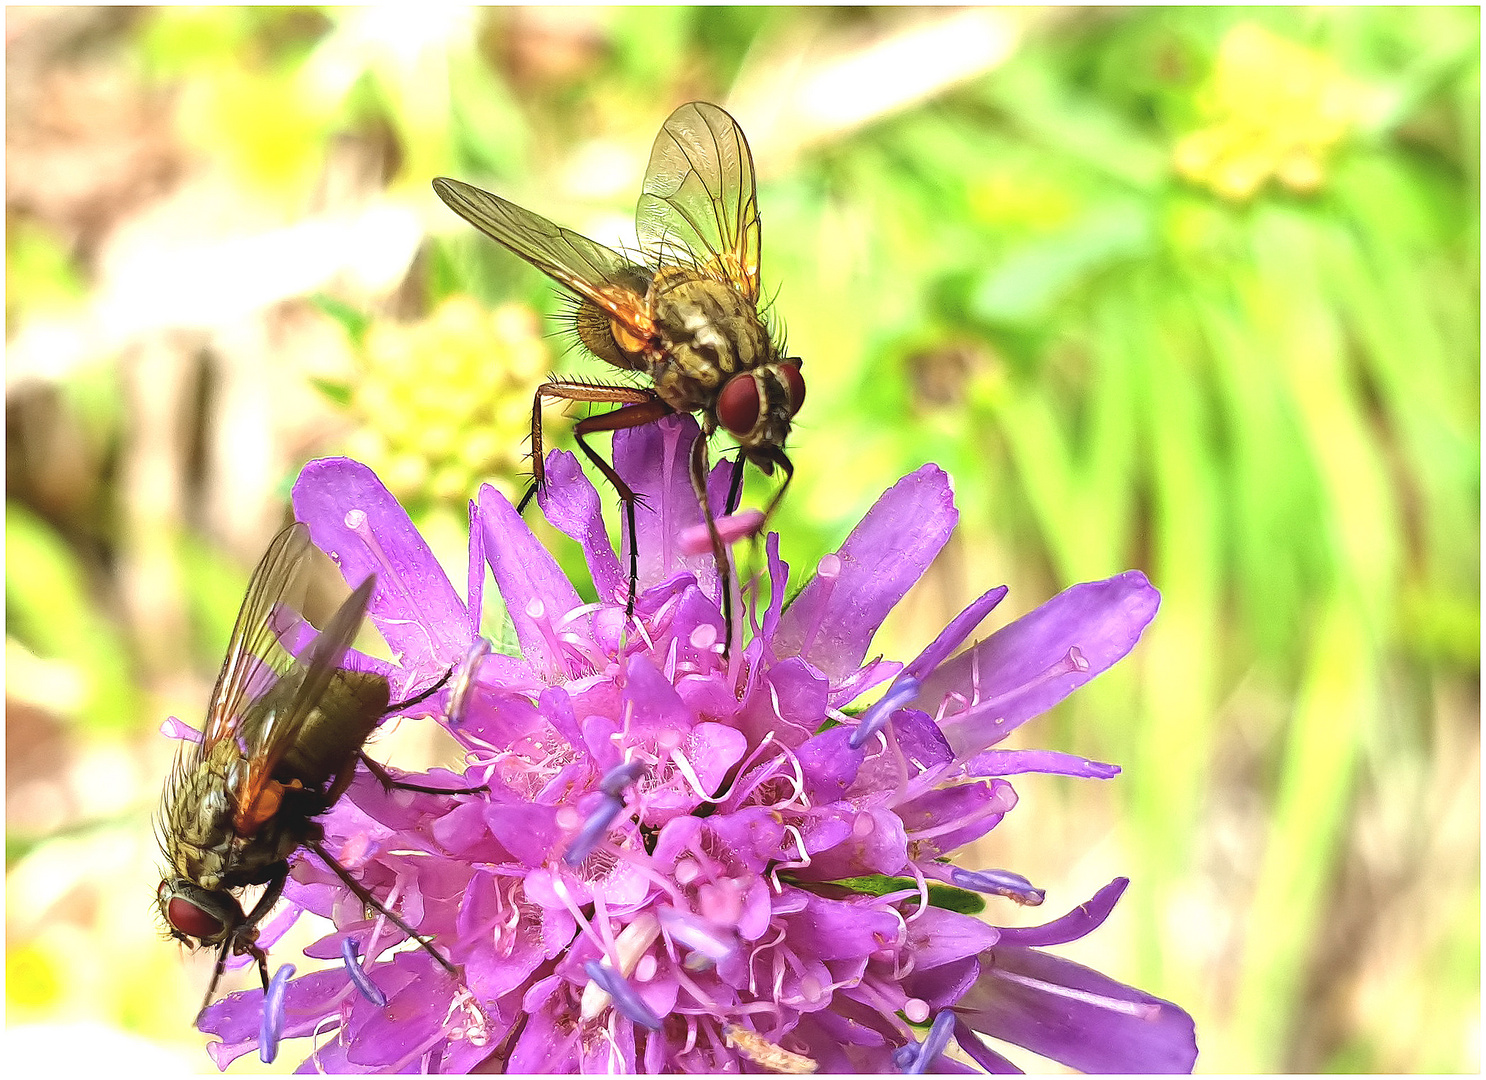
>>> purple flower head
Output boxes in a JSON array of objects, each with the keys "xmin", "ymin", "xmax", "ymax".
[{"xmin": 194, "ymin": 414, "xmax": 1196, "ymax": 1073}]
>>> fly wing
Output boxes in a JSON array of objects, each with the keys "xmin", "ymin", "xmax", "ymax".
[
  {"xmin": 432, "ymin": 176, "xmax": 655, "ymax": 341},
  {"xmin": 194, "ymin": 524, "xmax": 373, "ymax": 827},
  {"xmin": 198, "ymin": 524, "xmax": 313, "ymax": 761},
  {"xmin": 636, "ymin": 101, "xmax": 761, "ymax": 302}
]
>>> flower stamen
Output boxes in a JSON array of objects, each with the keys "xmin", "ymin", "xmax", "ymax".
[
  {"xmin": 942, "ymin": 647, "xmax": 1090, "ymax": 732},
  {"xmin": 583, "ymin": 959, "xmax": 664, "ymax": 1031},
  {"xmin": 950, "ymin": 867, "xmax": 1046, "ymax": 905},
  {"xmin": 903, "ymin": 1010, "xmax": 956, "ymax": 1074},
  {"xmin": 563, "ymin": 794, "xmax": 626, "ymax": 866},
  {"xmin": 258, "ymin": 962, "xmax": 296, "ymax": 1064},
  {"xmin": 849, "ymin": 675, "xmax": 922, "ymax": 749},
  {"xmin": 340, "ymin": 938, "xmax": 387, "ymax": 1007}
]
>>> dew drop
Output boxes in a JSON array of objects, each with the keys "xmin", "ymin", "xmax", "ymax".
[
  {"xmin": 634, "ymin": 953, "xmax": 657, "ymax": 982},
  {"xmin": 904, "ymin": 997, "xmax": 929, "ymax": 1024},
  {"xmin": 689, "ymin": 623, "xmax": 718, "ymax": 650},
  {"xmin": 675, "ymin": 858, "xmax": 700, "ymax": 885},
  {"xmin": 817, "ymin": 553, "xmax": 841, "ymax": 579},
  {"xmin": 852, "ymin": 811, "xmax": 876, "ymax": 838},
  {"xmin": 343, "ymin": 509, "xmax": 367, "ymax": 530},
  {"xmin": 526, "ymin": 597, "xmax": 546, "ymax": 620}
]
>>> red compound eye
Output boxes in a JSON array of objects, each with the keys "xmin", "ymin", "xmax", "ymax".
[
  {"xmin": 166, "ymin": 892, "xmax": 224, "ymax": 940},
  {"xmin": 718, "ymin": 374, "xmax": 762, "ymax": 437},
  {"xmin": 779, "ymin": 362, "xmax": 805, "ymax": 416}
]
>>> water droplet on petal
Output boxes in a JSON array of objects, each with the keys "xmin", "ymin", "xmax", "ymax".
[
  {"xmin": 343, "ymin": 509, "xmax": 367, "ymax": 530},
  {"xmin": 817, "ymin": 553, "xmax": 841, "ymax": 579}
]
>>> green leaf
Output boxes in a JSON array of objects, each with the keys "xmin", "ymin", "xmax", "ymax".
[
  {"xmin": 311, "ymin": 293, "xmax": 371, "ymax": 349},
  {"xmin": 310, "ymin": 377, "xmax": 354, "ymax": 408},
  {"xmin": 5, "ymin": 504, "xmax": 138, "ymax": 735},
  {"xmin": 815, "ymin": 875, "xmax": 987, "ymax": 915}
]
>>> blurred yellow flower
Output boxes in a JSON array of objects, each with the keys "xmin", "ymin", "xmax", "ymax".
[
  {"xmin": 1174, "ymin": 24, "xmax": 1368, "ymax": 200},
  {"xmin": 343, "ymin": 296, "xmax": 549, "ymax": 509}
]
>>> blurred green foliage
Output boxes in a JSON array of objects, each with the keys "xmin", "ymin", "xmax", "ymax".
[
  {"xmin": 5, "ymin": 6, "xmax": 1477, "ymax": 1073},
  {"xmin": 6, "ymin": 503, "xmax": 137, "ymax": 737},
  {"xmin": 5, "ymin": 218, "xmax": 87, "ymax": 330}
]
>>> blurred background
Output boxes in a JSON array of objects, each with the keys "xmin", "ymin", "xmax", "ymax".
[{"xmin": 5, "ymin": 6, "xmax": 1478, "ymax": 1073}]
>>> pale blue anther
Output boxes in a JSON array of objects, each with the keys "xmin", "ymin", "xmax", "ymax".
[
  {"xmin": 340, "ymin": 938, "xmax": 388, "ymax": 1007},
  {"xmin": 259, "ymin": 962, "xmax": 296, "ymax": 1064},
  {"xmin": 583, "ymin": 958, "xmax": 663, "ymax": 1031}
]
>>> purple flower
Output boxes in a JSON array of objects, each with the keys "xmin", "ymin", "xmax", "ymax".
[{"xmin": 194, "ymin": 414, "xmax": 1197, "ymax": 1073}]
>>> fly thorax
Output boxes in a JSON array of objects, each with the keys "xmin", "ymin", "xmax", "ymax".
[
  {"xmin": 168, "ymin": 758, "xmax": 239, "ymax": 880},
  {"xmin": 650, "ymin": 272, "xmax": 771, "ymax": 411}
]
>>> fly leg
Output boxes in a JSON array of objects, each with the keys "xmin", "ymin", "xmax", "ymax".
[
  {"xmin": 723, "ymin": 452, "xmax": 747, "ymax": 516},
  {"xmin": 306, "ymin": 839, "xmax": 459, "ymax": 978},
  {"xmin": 570, "ymin": 396, "xmax": 676, "ymax": 621},
  {"xmin": 756, "ymin": 445, "xmax": 795, "ymax": 526},
  {"xmin": 689, "ymin": 432, "xmax": 737, "ymax": 659},
  {"xmin": 356, "ymin": 750, "xmax": 488, "ymax": 796},
  {"xmin": 195, "ymin": 865, "xmax": 286, "ymax": 1019},
  {"xmin": 514, "ymin": 380, "xmax": 673, "ymax": 623},
  {"xmin": 516, "ymin": 379, "xmax": 666, "ymax": 513},
  {"xmin": 385, "ymin": 666, "xmax": 455, "ymax": 713}
]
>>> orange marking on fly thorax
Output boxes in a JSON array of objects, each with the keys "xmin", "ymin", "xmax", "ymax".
[
  {"xmin": 611, "ymin": 318, "xmax": 649, "ymax": 355},
  {"xmin": 234, "ymin": 777, "xmax": 303, "ymax": 835}
]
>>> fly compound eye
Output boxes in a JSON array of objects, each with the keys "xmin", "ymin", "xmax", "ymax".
[
  {"xmin": 164, "ymin": 887, "xmax": 225, "ymax": 941},
  {"xmin": 718, "ymin": 373, "xmax": 762, "ymax": 437},
  {"xmin": 780, "ymin": 362, "xmax": 806, "ymax": 416}
]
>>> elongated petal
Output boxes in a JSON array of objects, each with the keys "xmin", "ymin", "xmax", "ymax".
[
  {"xmin": 967, "ymin": 749, "xmax": 1121, "ymax": 780},
  {"xmin": 905, "ymin": 906, "xmax": 1001, "ymax": 971},
  {"xmin": 787, "ymin": 892, "xmax": 903, "ymax": 963},
  {"xmin": 775, "ymin": 465, "xmax": 957, "ymax": 680},
  {"xmin": 994, "ymin": 878, "xmax": 1127, "ymax": 947},
  {"xmin": 474, "ymin": 483, "xmax": 585, "ymax": 680},
  {"xmin": 896, "ymin": 779, "xmax": 1018, "ymax": 859},
  {"xmin": 613, "ymin": 413, "xmax": 720, "ymax": 596},
  {"xmin": 913, "ymin": 572, "xmax": 1159, "ymax": 757},
  {"xmin": 293, "ymin": 458, "xmax": 470, "ymax": 676},
  {"xmin": 953, "ymin": 1019, "xmax": 1022, "ymax": 1074},
  {"xmin": 958, "ymin": 945, "xmax": 1198, "ymax": 1073},
  {"xmin": 536, "ymin": 448, "xmax": 622, "ymax": 603}
]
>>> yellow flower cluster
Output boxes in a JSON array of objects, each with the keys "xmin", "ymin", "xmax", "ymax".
[
  {"xmin": 343, "ymin": 296, "xmax": 549, "ymax": 507},
  {"xmin": 1174, "ymin": 24, "xmax": 1367, "ymax": 201}
]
